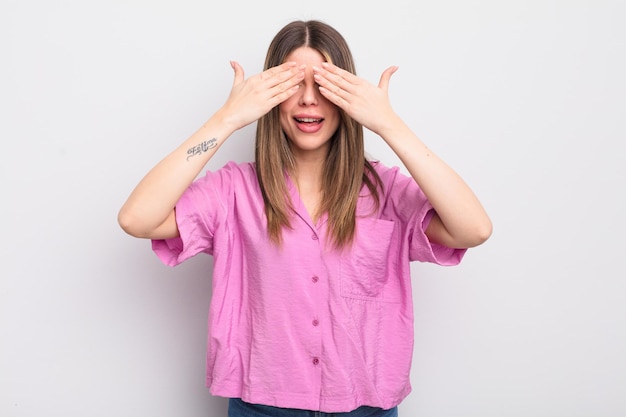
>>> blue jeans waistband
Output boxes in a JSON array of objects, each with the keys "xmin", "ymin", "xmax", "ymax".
[{"xmin": 228, "ymin": 398, "xmax": 398, "ymax": 417}]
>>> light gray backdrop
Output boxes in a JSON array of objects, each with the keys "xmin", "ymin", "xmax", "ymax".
[{"xmin": 2, "ymin": 0, "xmax": 625, "ymax": 416}]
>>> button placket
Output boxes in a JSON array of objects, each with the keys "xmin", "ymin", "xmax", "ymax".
[
  {"xmin": 308, "ymin": 271, "xmax": 322, "ymax": 369},
  {"xmin": 301, "ymin": 224, "xmax": 323, "ymax": 376}
]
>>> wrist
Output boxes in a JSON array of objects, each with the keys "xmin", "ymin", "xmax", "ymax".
[
  {"xmin": 201, "ymin": 110, "xmax": 239, "ymax": 140},
  {"xmin": 376, "ymin": 114, "xmax": 409, "ymax": 143}
]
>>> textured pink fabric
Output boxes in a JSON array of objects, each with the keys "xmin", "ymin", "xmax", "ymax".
[{"xmin": 152, "ymin": 161, "xmax": 465, "ymax": 412}]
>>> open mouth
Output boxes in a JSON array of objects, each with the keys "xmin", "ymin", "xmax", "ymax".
[{"xmin": 295, "ymin": 117, "xmax": 323, "ymax": 124}]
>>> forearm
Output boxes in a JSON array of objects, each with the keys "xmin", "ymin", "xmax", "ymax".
[
  {"xmin": 118, "ymin": 112, "xmax": 235, "ymax": 238},
  {"xmin": 379, "ymin": 117, "xmax": 492, "ymax": 248},
  {"xmin": 118, "ymin": 60, "xmax": 306, "ymax": 238}
]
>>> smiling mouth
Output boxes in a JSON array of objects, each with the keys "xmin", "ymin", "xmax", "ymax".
[{"xmin": 295, "ymin": 117, "xmax": 323, "ymax": 124}]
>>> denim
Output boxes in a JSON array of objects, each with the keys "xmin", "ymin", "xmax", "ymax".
[{"xmin": 228, "ymin": 398, "xmax": 398, "ymax": 417}]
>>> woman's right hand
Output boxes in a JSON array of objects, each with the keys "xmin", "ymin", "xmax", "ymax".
[
  {"xmin": 118, "ymin": 61, "xmax": 304, "ymax": 240},
  {"xmin": 219, "ymin": 61, "xmax": 305, "ymax": 131}
]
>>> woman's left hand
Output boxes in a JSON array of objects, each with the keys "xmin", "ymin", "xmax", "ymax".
[
  {"xmin": 315, "ymin": 63, "xmax": 492, "ymax": 249},
  {"xmin": 313, "ymin": 62, "xmax": 399, "ymax": 135}
]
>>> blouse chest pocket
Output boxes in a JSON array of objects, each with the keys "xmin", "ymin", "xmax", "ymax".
[{"xmin": 340, "ymin": 218, "xmax": 400, "ymax": 303}]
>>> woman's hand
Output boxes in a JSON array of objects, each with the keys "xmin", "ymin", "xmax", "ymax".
[
  {"xmin": 314, "ymin": 62, "xmax": 491, "ymax": 248},
  {"xmin": 118, "ymin": 61, "xmax": 304, "ymax": 240},
  {"xmin": 220, "ymin": 61, "xmax": 305, "ymax": 131},
  {"xmin": 313, "ymin": 62, "xmax": 399, "ymax": 135}
]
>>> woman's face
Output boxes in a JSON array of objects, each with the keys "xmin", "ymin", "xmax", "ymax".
[{"xmin": 279, "ymin": 47, "xmax": 340, "ymax": 160}]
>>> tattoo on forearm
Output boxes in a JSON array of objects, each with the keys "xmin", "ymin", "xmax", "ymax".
[{"xmin": 186, "ymin": 138, "xmax": 217, "ymax": 161}]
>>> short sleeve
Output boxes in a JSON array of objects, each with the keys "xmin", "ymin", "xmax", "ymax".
[
  {"xmin": 376, "ymin": 163, "xmax": 466, "ymax": 265},
  {"xmin": 151, "ymin": 162, "xmax": 237, "ymax": 266}
]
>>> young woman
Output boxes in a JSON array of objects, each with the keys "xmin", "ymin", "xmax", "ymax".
[{"xmin": 118, "ymin": 19, "xmax": 491, "ymax": 417}]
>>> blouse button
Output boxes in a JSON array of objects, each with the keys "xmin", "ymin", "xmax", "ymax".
[
  {"xmin": 311, "ymin": 234, "xmax": 318, "ymax": 240},
  {"xmin": 311, "ymin": 276, "xmax": 319, "ymax": 283},
  {"xmin": 312, "ymin": 319, "xmax": 319, "ymax": 327},
  {"xmin": 312, "ymin": 357, "xmax": 320, "ymax": 365}
]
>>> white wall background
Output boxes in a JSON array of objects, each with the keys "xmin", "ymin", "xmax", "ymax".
[{"xmin": 2, "ymin": 0, "xmax": 625, "ymax": 416}]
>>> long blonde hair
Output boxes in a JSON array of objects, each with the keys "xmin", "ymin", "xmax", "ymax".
[{"xmin": 255, "ymin": 20, "xmax": 383, "ymax": 248}]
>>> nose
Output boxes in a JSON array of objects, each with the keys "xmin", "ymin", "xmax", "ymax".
[{"xmin": 298, "ymin": 77, "xmax": 319, "ymax": 106}]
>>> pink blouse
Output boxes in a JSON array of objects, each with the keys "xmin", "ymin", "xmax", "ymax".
[{"xmin": 152, "ymin": 160, "xmax": 465, "ymax": 412}]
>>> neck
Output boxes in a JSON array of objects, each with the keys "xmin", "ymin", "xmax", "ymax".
[
  {"xmin": 292, "ymin": 149, "xmax": 326, "ymax": 188},
  {"xmin": 291, "ymin": 157, "xmax": 325, "ymax": 222}
]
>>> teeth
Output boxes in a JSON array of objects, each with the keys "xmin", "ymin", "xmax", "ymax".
[{"xmin": 296, "ymin": 118, "xmax": 320, "ymax": 123}]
